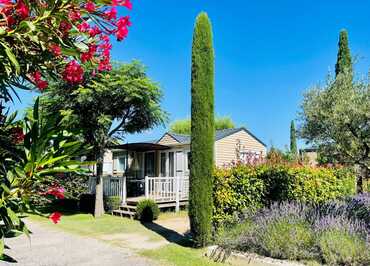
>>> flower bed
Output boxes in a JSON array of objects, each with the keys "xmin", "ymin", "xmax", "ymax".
[{"xmin": 216, "ymin": 194, "xmax": 370, "ymax": 265}]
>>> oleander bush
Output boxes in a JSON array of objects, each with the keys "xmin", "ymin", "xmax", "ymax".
[
  {"xmin": 213, "ymin": 163, "xmax": 356, "ymax": 225},
  {"xmin": 216, "ymin": 194, "xmax": 370, "ymax": 265},
  {"xmin": 136, "ymin": 199, "xmax": 160, "ymax": 222}
]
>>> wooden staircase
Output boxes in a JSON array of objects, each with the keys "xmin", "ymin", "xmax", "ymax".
[{"xmin": 112, "ymin": 204, "xmax": 137, "ymax": 219}]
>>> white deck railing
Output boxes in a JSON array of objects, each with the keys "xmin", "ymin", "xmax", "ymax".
[
  {"xmin": 88, "ymin": 176, "xmax": 127, "ymax": 204},
  {"xmin": 88, "ymin": 175, "xmax": 189, "ymax": 211}
]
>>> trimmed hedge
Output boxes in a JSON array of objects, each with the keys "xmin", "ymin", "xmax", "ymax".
[
  {"xmin": 213, "ymin": 164, "xmax": 356, "ymax": 225},
  {"xmin": 104, "ymin": 196, "xmax": 121, "ymax": 212}
]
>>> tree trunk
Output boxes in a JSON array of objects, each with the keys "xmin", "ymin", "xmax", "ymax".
[
  {"xmin": 356, "ymin": 165, "xmax": 368, "ymax": 194},
  {"xmin": 94, "ymin": 151, "xmax": 105, "ymax": 217}
]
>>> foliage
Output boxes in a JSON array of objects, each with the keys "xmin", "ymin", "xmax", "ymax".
[
  {"xmin": 135, "ymin": 199, "xmax": 159, "ymax": 222},
  {"xmin": 217, "ymin": 196, "xmax": 370, "ymax": 265},
  {"xmin": 189, "ymin": 12, "xmax": 215, "ymax": 247},
  {"xmin": 260, "ymin": 219, "xmax": 315, "ymax": 260},
  {"xmin": 0, "ymin": 0, "xmax": 132, "ymax": 102},
  {"xmin": 335, "ymin": 30, "xmax": 353, "ymax": 80},
  {"xmin": 40, "ymin": 61, "xmax": 167, "ymax": 216},
  {"xmin": 318, "ymin": 229, "xmax": 369, "ymax": 265},
  {"xmin": 213, "ymin": 164, "xmax": 265, "ymax": 225},
  {"xmin": 299, "ymin": 30, "xmax": 369, "ymax": 192},
  {"xmin": 213, "ymin": 163, "xmax": 356, "ymax": 225},
  {"xmin": 104, "ymin": 196, "xmax": 121, "ymax": 212},
  {"xmin": 0, "ymin": 99, "xmax": 88, "ymax": 260},
  {"xmin": 169, "ymin": 116, "xmax": 235, "ymax": 135},
  {"xmin": 290, "ymin": 121, "xmax": 298, "ymax": 157}
]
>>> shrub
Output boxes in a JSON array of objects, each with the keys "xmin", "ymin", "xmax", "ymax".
[
  {"xmin": 213, "ymin": 163, "xmax": 356, "ymax": 224},
  {"xmin": 136, "ymin": 199, "xmax": 159, "ymax": 222},
  {"xmin": 104, "ymin": 196, "xmax": 121, "ymax": 212},
  {"xmin": 260, "ymin": 219, "xmax": 315, "ymax": 260},
  {"xmin": 217, "ymin": 196, "xmax": 370, "ymax": 265},
  {"xmin": 318, "ymin": 229, "xmax": 370, "ymax": 265},
  {"xmin": 79, "ymin": 194, "xmax": 95, "ymax": 214}
]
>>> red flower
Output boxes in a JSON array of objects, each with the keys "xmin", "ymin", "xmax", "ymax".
[
  {"xmin": 115, "ymin": 16, "xmax": 131, "ymax": 41},
  {"xmin": 59, "ymin": 20, "xmax": 72, "ymax": 37},
  {"xmin": 69, "ymin": 10, "xmax": 81, "ymax": 21},
  {"xmin": 89, "ymin": 26, "xmax": 102, "ymax": 37},
  {"xmin": 32, "ymin": 71, "xmax": 48, "ymax": 90},
  {"xmin": 81, "ymin": 44, "xmax": 97, "ymax": 63},
  {"xmin": 10, "ymin": 127, "xmax": 24, "ymax": 144},
  {"xmin": 77, "ymin": 21, "xmax": 90, "ymax": 33},
  {"xmin": 49, "ymin": 212, "xmax": 62, "ymax": 224},
  {"xmin": 46, "ymin": 186, "xmax": 65, "ymax": 199},
  {"xmin": 62, "ymin": 60, "xmax": 84, "ymax": 84},
  {"xmin": 85, "ymin": 1, "xmax": 96, "ymax": 13},
  {"xmin": 15, "ymin": 0, "xmax": 29, "ymax": 20},
  {"xmin": 98, "ymin": 56, "xmax": 112, "ymax": 72},
  {"xmin": 104, "ymin": 7, "xmax": 117, "ymax": 20},
  {"xmin": 112, "ymin": 0, "xmax": 132, "ymax": 10},
  {"xmin": 49, "ymin": 44, "xmax": 62, "ymax": 56}
]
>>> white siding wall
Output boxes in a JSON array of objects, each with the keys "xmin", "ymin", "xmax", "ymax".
[
  {"xmin": 157, "ymin": 133, "xmax": 180, "ymax": 145},
  {"xmin": 215, "ymin": 130, "xmax": 266, "ymax": 167}
]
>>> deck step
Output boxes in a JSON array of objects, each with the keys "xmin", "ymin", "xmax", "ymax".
[
  {"xmin": 120, "ymin": 205, "xmax": 137, "ymax": 210},
  {"xmin": 112, "ymin": 209, "xmax": 136, "ymax": 218}
]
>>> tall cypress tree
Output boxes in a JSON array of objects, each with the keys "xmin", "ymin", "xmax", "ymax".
[
  {"xmin": 335, "ymin": 30, "xmax": 352, "ymax": 79},
  {"xmin": 189, "ymin": 12, "xmax": 215, "ymax": 247},
  {"xmin": 290, "ymin": 120, "xmax": 298, "ymax": 157}
]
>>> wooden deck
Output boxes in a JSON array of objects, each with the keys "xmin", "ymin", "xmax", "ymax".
[{"xmin": 126, "ymin": 196, "xmax": 188, "ymax": 208}]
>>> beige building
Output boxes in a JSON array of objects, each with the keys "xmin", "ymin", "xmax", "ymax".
[{"xmin": 102, "ymin": 127, "xmax": 266, "ymax": 178}]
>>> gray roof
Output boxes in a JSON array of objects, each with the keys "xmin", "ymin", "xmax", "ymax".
[{"xmin": 164, "ymin": 127, "xmax": 266, "ymax": 147}]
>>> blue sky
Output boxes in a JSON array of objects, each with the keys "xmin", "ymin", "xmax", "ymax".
[{"xmin": 9, "ymin": 0, "xmax": 370, "ymax": 149}]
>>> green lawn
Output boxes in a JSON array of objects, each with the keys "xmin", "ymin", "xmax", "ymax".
[{"xmin": 28, "ymin": 212, "xmax": 224, "ymax": 266}]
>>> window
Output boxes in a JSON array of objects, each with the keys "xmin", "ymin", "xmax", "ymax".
[
  {"xmin": 169, "ymin": 152, "xmax": 174, "ymax": 177},
  {"xmin": 116, "ymin": 155, "xmax": 127, "ymax": 172},
  {"xmin": 144, "ymin": 152, "xmax": 155, "ymax": 177},
  {"xmin": 160, "ymin": 152, "xmax": 166, "ymax": 176}
]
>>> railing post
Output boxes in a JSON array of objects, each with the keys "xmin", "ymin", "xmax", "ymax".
[
  {"xmin": 122, "ymin": 176, "xmax": 127, "ymax": 205},
  {"xmin": 175, "ymin": 176, "xmax": 180, "ymax": 212},
  {"xmin": 145, "ymin": 176, "xmax": 149, "ymax": 199}
]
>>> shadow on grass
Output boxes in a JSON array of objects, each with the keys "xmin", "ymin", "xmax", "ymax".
[{"xmin": 141, "ymin": 221, "xmax": 194, "ymax": 247}]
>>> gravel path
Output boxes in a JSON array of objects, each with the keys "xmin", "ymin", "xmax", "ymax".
[{"xmin": 3, "ymin": 221, "xmax": 155, "ymax": 266}]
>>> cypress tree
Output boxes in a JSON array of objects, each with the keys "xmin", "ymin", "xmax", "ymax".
[
  {"xmin": 335, "ymin": 30, "xmax": 352, "ymax": 79},
  {"xmin": 290, "ymin": 120, "xmax": 298, "ymax": 157},
  {"xmin": 189, "ymin": 12, "xmax": 215, "ymax": 247}
]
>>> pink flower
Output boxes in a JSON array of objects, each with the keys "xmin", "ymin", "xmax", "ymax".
[
  {"xmin": 115, "ymin": 16, "xmax": 131, "ymax": 41},
  {"xmin": 104, "ymin": 7, "xmax": 117, "ymax": 20},
  {"xmin": 85, "ymin": 1, "xmax": 96, "ymax": 13},
  {"xmin": 63, "ymin": 60, "xmax": 84, "ymax": 84},
  {"xmin": 59, "ymin": 20, "xmax": 72, "ymax": 37},
  {"xmin": 81, "ymin": 44, "xmax": 97, "ymax": 63},
  {"xmin": 112, "ymin": 0, "xmax": 132, "ymax": 9},
  {"xmin": 32, "ymin": 71, "xmax": 48, "ymax": 90},
  {"xmin": 69, "ymin": 10, "xmax": 81, "ymax": 21},
  {"xmin": 16, "ymin": 0, "xmax": 29, "ymax": 20},
  {"xmin": 98, "ymin": 56, "xmax": 112, "ymax": 72},
  {"xmin": 77, "ymin": 21, "xmax": 90, "ymax": 33},
  {"xmin": 46, "ymin": 186, "xmax": 65, "ymax": 199},
  {"xmin": 89, "ymin": 26, "xmax": 102, "ymax": 37},
  {"xmin": 49, "ymin": 212, "xmax": 62, "ymax": 224},
  {"xmin": 49, "ymin": 44, "xmax": 62, "ymax": 56}
]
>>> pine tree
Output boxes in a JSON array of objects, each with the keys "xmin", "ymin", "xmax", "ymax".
[
  {"xmin": 189, "ymin": 12, "xmax": 215, "ymax": 247},
  {"xmin": 335, "ymin": 30, "xmax": 352, "ymax": 80},
  {"xmin": 290, "ymin": 120, "xmax": 298, "ymax": 157}
]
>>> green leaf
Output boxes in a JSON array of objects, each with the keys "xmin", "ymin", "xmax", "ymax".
[
  {"xmin": 0, "ymin": 238, "xmax": 3, "ymax": 256},
  {"xmin": 6, "ymin": 208, "xmax": 20, "ymax": 226},
  {"xmin": 2, "ymin": 44, "xmax": 20, "ymax": 74}
]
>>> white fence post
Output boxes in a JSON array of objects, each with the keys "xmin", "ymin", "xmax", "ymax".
[
  {"xmin": 122, "ymin": 176, "xmax": 127, "ymax": 205},
  {"xmin": 145, "ymin": 176, "xmax": 149, "ymax": 198},
  {"xmin": 175, "ymin": 176, "xmax": 180, "ymax": 212}
]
